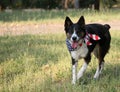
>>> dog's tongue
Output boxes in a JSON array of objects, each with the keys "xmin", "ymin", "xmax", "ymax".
[{"xmin": 72, "ymin": 42, "xmax": 78, "ymax": 49}]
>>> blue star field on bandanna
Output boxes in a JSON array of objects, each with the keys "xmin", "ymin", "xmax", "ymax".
[{"xmin": 66, "ymin": 39, "xmax": 74, "ymax": 51}]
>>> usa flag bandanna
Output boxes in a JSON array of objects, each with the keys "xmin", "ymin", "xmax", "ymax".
[
  {"xmin": 66, "ymin": 33, "xmax": 101, "ymax": 51},
  {"xmin": 84, "ymin": 32, "xmax": 101, "ymax": 46},
  {"xmin": 66, "ymin": 39, "xmax": 74, "ymax": 51}
]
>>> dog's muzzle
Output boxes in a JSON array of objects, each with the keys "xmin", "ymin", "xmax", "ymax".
[{"xmin": 71, "ymin": 36, "xmax": 79, "ymax": 49}]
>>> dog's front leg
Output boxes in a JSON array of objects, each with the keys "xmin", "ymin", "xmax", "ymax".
[
  {"xmin": 77, "ymin": 55, "xmax": 91, "ymax": 80},
  {"xmin": 72, "ymin": 58, "xmax": 78, "ymax": 84},
  {"xmin": 77, "ymin": 61, "xmax": 88, "ymax": 79}
]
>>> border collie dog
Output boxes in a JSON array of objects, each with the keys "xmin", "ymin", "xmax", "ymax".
[{"xmin": 64, "ymin": 16, "xmax": 111, "ymax": 84}]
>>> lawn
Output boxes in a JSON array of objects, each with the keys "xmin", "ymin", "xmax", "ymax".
[
  {"xmin": 0, "ymin": 9, "xmax": 120, "ymax": 23},
  {"xmin": 0, "ymin": 9, "xmax": 120, "ymax": 92},
  {"xmin": 0, "ymin": 31, "xmax": 120, "ymax": 92}
]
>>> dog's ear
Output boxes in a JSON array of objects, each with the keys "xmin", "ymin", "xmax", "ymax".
[
  {"xmin": 77, "ymin": 16, "xmax": 85, "ymax": 27},
  {"xmin": 64, "ymin": 16, "xmax": 73, "ymax": 32}
]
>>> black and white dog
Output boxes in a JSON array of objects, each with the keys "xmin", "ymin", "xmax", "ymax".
[{"xmin": 64, "ymin": 16, "xmax": 111, "ymax": 84}]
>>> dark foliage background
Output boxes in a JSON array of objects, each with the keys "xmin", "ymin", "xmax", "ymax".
[{"xmin": 0, "ymin": 0, "xmax": 118, "ymax": 10}]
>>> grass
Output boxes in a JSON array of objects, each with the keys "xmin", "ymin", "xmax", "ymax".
[
  {"xmin": 0, "ymin": 9, "xmax": 120, "ymax": 92},
  {"xmin": 0, "ymin": 9, "xmax": 120, "ymax": 23},
  {"xmin": 0, "ymin": 30, "xmax": 120, "ymax": 92}
]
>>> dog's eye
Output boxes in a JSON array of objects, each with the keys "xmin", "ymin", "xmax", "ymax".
[
  {"xmin": 68, "ymin": 28, "xmax": 74, "ymax": 34},
  {"xmin": 76, "ymin": 31, "xmax": 85, "ymax": 38},
  {"xmin": 69, "ymin": 28, "xmax": 74, "ymax": 34},
  {"xmin": 76, "ymin": 31, "xmax": 82, "ymax": 36}
]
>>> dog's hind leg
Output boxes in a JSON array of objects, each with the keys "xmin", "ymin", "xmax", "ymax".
[
  {"xmin": 94, "ymin": 45, "xmax": 107, "ymax": 79},
  {"xmin": 94, "ymin": 60, "xmax": 104, "ymax": 79},
  {"xmin": 94, "ymin": 31, "xmax": 111, "ymax": 79}
]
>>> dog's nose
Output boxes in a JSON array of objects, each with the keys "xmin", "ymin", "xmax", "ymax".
[{"xmin": 72, "ymin": 36, "xmax": 77, "ymax": 41}]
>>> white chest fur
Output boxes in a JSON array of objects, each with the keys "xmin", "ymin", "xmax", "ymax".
[{"xmin": 71, "ymin": 42, "xmax": 88, "ymax": 61}]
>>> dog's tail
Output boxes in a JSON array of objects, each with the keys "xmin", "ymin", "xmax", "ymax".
[
  {"xmin": 103, "ymin": 24, "xmax": 111, "ymax": 54},
  {"xmin": 104, "ymin": 24, "xmax": 111, "ymax": 30}
]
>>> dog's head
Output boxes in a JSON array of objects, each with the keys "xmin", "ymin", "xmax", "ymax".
[{"xmin": 64, "ymin": 16, "xmax": 86, "ymax": 49}]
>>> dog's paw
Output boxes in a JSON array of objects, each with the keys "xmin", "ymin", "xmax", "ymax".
[
  {"xmin": 94, "ymin": 75, "xmax": 99, "ymax": 79},
  {"xmin": 72, "ymin": 80, "xmax": 76, "ymax": 85}
]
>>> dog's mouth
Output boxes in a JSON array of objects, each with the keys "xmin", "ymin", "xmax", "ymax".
[{"xmin": 71, "ymin": 41, "xmax": 79, "ymax": 49}]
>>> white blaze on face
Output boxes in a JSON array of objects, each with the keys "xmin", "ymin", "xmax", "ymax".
[
  {"xmin": 71, "ymin": 28, "xmax": 79, "ymax": 49},
  {"xmin": 71, "ymin": 28, "xmax": 79, "ymax": 41}
]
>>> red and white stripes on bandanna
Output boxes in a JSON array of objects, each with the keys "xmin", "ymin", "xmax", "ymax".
[{"xmin": 84, "ymin": 33, "xmax": 101, "ymax": 45}]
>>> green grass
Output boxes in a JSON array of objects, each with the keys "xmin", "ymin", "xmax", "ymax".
[
  {"xmin": 0, "ymin": 31, "xmax": 120, "ymax": 92},
  {"xmin": 0, "ymin": 9, "xmax": 120, "ymax": 23},
  {"xmin": 0, "ymin": 9, "xmax": 120, "ymax": 92}
]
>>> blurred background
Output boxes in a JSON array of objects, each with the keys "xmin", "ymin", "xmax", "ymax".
[
  {"xmin": 0, "ymin": 0, "xmax": 120, "ymax": 11},
  {"xmin": 0, "ymin": 1, "xmax": 120, "ymax": 92}
]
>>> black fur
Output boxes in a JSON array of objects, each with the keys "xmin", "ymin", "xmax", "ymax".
[
  {"xmin": 65, "ymin": 16, "xmax": 111, "ymax": 62},
  {"xmin": 64, "ymin": 16, "xmax": 111, "ymax": 81}
]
